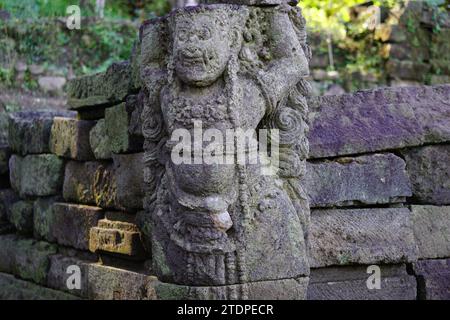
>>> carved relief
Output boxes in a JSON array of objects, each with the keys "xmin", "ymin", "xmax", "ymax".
[{"xmin": 138, "ymin": 3, "xmax": 311, "ymax": 299}]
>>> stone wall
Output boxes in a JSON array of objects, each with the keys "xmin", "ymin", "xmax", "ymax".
[
  {"xmin": 308, "ymin": 1, "xmax": 450, "ymax": 95},
  {"xmin": 1, "ymin": 68, "xmax": 449, "ymax": 299},
  {"xmin": 306, "ymin": 85, "xmax": 450, "ymax": 300},
  {"xmin": 0, "ymin": 6, "xmax": 449, "ymax": 299}
]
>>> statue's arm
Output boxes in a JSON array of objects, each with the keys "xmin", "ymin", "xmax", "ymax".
[{"xmin": 257, "ymin": 8, "xmax": 309, "ymax": 111}]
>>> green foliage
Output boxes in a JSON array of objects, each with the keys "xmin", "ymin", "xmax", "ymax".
[
  {"xmin": 0, "ymin": 17, "xmax": 137, "ymax": 88},
  {"xmin": 0, "ymin": 66, "xmax": 14, "ymax": 86},
  {"xmin": 0, "ymin": 0, "xmax": 171, "ymax": 19},
  {"xmin": 299, "ymin": 0, "xmax": 398, "ymax": 38}
]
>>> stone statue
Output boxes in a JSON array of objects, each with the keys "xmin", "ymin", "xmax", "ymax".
[{"xmin": 138, "ymin": 2, "xmax": 312, "ymax": 299}]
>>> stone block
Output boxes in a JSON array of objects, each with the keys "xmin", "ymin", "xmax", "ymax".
[
  {"xmin": 47, "ymin": 254, "xmax": 90, "ymax": 298},
  {"xmin": 33, "ymin": 196, "xmax": 61, "ymax": 242},
  {"xmin": 309, "ymin": 208, "xmax": 418, "ymax": 268},
  {"xmin": 89, "ymin": 119, "xmax": 111, "ymax": 160},
  {"xmin": 86, "ymin": 264, "xmax": 154, "ymax": 300},
  {"xmin": 154, "ymin": 277, "xmax": 309, "ymax": 300},
  {"xmin": 9, "ymin": 200, "xmax": 33, "ymax": 235},
  {"xmin": 0, "ymin": 234, "xmax": 57, "ymax": 284},
  {"xmin": 386, "ymin": 60, "xmax": 430, "ymax": 81},
  {"xmin": 67, "ymin": 61, "xmax": 133, "ymax": 111},
  {"xmin": 52, "ymin": 203, "xmax": 103, "ymax": 250},
  {"xmin": 8, "ymin": 111, "xmax": 75, "ymax": 155},
  {"xmin": 0, "ymin": 272, "xmax": 78, "ymax": 300},
  {"xmin": 50, "ymin": 117, "xmax": 95, "ymax": 160},
  {"xmin": 89, "ymin": 218, "xmax": 146, "ymax": 258},
  {"xmin": 0, "ymin": 145, "xmax": 10, "ymax": 175},
  {"xmin": 63, "ymin": 161, "xmax": 117, "ymax": 209},
  {"xmin": 14, "ymin": 239, "xmax": 58, "ymax": 285},
  {"xmin": 413, "ymin": 259, "xmax": 450, "ymax": 300},
  {"xmin": 411, "ymin": 205, "xmax": 450, "ymax": 259},
  {"xmin": 0, "ymin": 189, "xmax": 19, "ymax": 222},
  {"xmin": 307, "ymin": 85, "xmax": 450, "ymax": 158},
  {"xmin": 308, "ymin": 265, "xmax": 417, "ymax": 300},
  {"xmin": 105, "ymin": 103, "xmax": 143, "ymax": 154},
  {"xmin": 0, "ymin": 234, "xmax": 17, "ymax": 273},
  {"xmin": 402, "ymin": 145, "xmax": 450, "ymax": 205},
  {"xmin": 9, "ymin": 154, "xmax": 64, "ymax": 197},
  {"xmin": 306, "ymin": 154, "xmax": 411, "ymax": 208},
  {"xmin": 113, "ymin": 153, "xmax": 144, "ymax": 210}
]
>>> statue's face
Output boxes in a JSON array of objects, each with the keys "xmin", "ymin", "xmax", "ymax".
[{"xmin": 173, "ymin": 13, "xmax": 232, "ymax": 86}]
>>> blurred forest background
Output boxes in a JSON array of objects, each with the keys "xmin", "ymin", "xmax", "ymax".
[{"xmin": 0, "ymin": 0, "xmax": 449, "ymax": 113}]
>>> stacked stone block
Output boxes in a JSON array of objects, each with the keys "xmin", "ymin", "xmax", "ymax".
[
  {"xmin": 376, "ymin": 1, "xmax": 450, "ymax": 86},
  {"xmin": 0, "ymin": 59, "xmax": 151, "ymax": 299},
  {"xmin": 306, "ymin": 85, "xmax": 450, "ymax": 300},
  {"xmin": 1, "ymin": 45, "xmax": 449, "ymax": 300}
]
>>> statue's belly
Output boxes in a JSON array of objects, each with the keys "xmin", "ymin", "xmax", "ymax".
[{"xmin": 170, "ymin": 161, "xmax": 236, "ymax": 195}]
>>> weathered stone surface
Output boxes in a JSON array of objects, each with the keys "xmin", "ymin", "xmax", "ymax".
[
  {"xmin": 113, "ymin": 153, "xmax": 144, "ymax": 210},
  {"xmin": 402, "ymin": 145, "xmax": 450, "ymax": 205},
  {"xmin": 50, "ymin": 117, "xmax": 95, "ymax": 160},
  {"xmin": 0, "ymin": 234, "xmax": 17, "ymax": 273},
  {"xmin": 67, "ymin": 61, "xmax": 133, "ymax": 110},
  {"xmin": 14, "ymin": 239, "xmax": 58, "ymax": 285},
  {"xmin": 63, "ymin": 161, "xmax": 117, "ymax": 209},
  {"xmin": 306, "ymin": 153, "xmax": 411, "ymax": 207},
  {"xmin": 8, "ymin": 111, "xmax": 75, "ymax": 155},
  {"xmin": 309, "ymin": 208, "xmax": 418, "ymax": 268},
  {"xmin": 140, "ymin": 3, "xmax": 311, "ymax": 292},
  {"xmin": 0, "ymin": 145, "xmax": 10, "ymax": 175},
  {"xmin": 89, "ymin": 219, "xmax": 146, "ymax": 258},
  {"xmin": 0, "ymin": 189, "xmax": 19, "ymax": 222},
  {"xmin": 9, "ymin": 154, "xmax": 64, "ymax": 197},
  {"xmin": 154, "ymin": 277, "xmax": 309, "ymax": 300},
  {"xmin": 412, "ymin": 205, "xmax": 450, "ymax": 259},
  {"xmin": 413, "ymin": 259, "xmax": 450, "ymax": 300},
  {"xmin": 52, "ymin": 203, "xmax": 103, "ymax": 250},
  {"xmin": 105, "ymin": 103, "xmax": 143, "ymax": 154},
  {"xmin": 86, "ymin": 264, "xmax": 154, "ymax": 300},
  {"xmin": 0, "ymin": 234, "xmax": 57, "ymax": 284},
  {"xmin": 47, "ymin": 254, "xmax": 90, "ymax": 297},
  {"xmin": 307, "ymin": 85, "xmax": 450, "ymax": 159},
  {"xmin": 33, "ymin": 196, "xmax": 61, "ymax": 242},
  {"xmin": 0, "ymin": 272, "xmax": 78, "ymax": 300},
  {"xmin": 386, "ymin": 60, "xmax": 430, "ymax": 81},
  {"xmin": 89, "ymin": 119, "xmax": 111, "ymax": 159},
  {"xmin": 308, "ymin": 265, "xmax": 417, "ymax": 300},
  {"xmin": 10, "ymin": 200, "xmax": 33, "ymax": 235},
  {"xmin": 126, "ymin": 94, "xmax": 144, "ymax": 138}
]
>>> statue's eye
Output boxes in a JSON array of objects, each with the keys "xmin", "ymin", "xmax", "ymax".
[
  {"xmin": 178, "ymin": 29, "xmax": 188, "ymax": 41},
  {"xmin": 198, "ymin": 27, "xmax": 211, "ymax": 40}
]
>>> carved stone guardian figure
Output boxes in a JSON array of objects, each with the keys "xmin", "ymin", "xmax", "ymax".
[{"xmin": 138, "ymin": 2, "xmax": 312, "ymax": 299}]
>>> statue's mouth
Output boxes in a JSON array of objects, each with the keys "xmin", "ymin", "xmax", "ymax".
[
  {"xmin": 182, "ymin": 56, "xmax": 204, "ymax": 65},
  {"xmin": 180, "ymin": 49, "xmax": 205, "ymax": 67}
]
